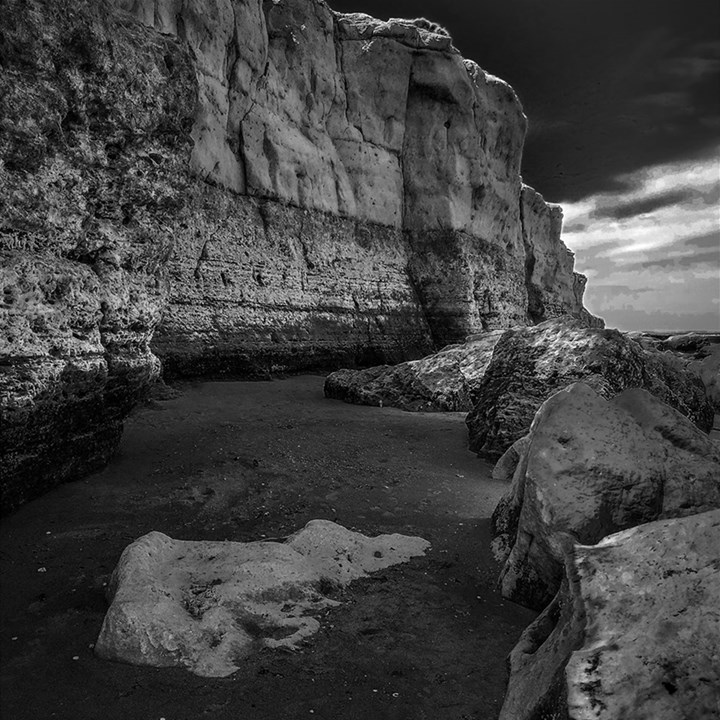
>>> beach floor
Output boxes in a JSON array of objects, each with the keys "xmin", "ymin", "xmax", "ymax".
[{"xmin": 1, "ymin": 375, "xmax": 536, "ymax": 720}]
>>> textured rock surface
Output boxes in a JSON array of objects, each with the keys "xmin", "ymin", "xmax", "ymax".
[
  {"xmin": 491, "ymin": 383, "xmax": 720, "ymax": 610},
  {"xmin": 499, "ymin": 510, "xmax": 720, "ymax": 720},
  {"xmin": 644, "ymin": 333, "xmax": 720, "ymax": 412},
  {"xmin": 467, "ymin": 318, "xmax": 715, "ymax": 460},
  {"xmin": 324, "ymin": 330, "xmax": 505, "ymax": 411},
  {"xmin": 116, "ymin": 0, "xmax": 599, "ymax": 374},
  {"xmin": 95, "ymin": 520, "xmax": 429, "ymax": 677},
  {"xmin": 0, "ymin": 0, "xmax": 195, "ymax": 512}
]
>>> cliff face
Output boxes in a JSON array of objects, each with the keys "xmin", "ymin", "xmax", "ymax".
[
  {"xmin": 0, "ymin": 0, "xmax": 197, "ymax": 511},
  {"xmin": 1, "ymin": 0, "xmax": 598, "ymax": 511},
  {"xmin": 118, "ymin": 0, "xmax": 598, "ymax": 373}
]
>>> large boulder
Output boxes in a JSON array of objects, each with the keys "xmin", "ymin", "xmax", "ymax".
[
  {"xmin": 324, "ymin": 330, "xmax": 505, "ymax": 412},
  {"xmin": 95, "ymin": 520, "xmax": 429, "ymax": 677},
  {"xmin": 467, "ymin": 318, "xmax": 714, "ymax": 460},
  {"xmin": 499, "ymin": 510, "xmax": 720, "ymax": 720},
  {"xmin": 491, "ymin": 383, "xmax": 720, "ymax": 610}
]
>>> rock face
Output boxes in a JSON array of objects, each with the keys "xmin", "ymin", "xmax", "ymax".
[
  {"xmin": 114, "ymin": 0, "xmax": 599, "ymax": 375},
  {"xmin": 499, "ymin": 510, "xmax": 720, "ymax": 720},
  {"xmin": 1, "ymin": 0, "xmax": 598, "ymax": 511},
  {"xmin": 324, "ymin": 330, "xmax": 505, "ymax": 412},
  {"xmin": 94, "ymin": 520, "xmax": 429, "ymax": 677},
  {"xmin": 467, "ymin": 318, "xmax": 715, "ymax": 460},
  {"xmin": 491, "ymin": 383, "xmax": 720, "ymax": 611},
  {"xmin": 0, "ymin": 0, "xmax": 196, "ymax": 512}
]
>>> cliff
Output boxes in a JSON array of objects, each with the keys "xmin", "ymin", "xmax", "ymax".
[{"xmin": 1, "ymin": 0, "xmax": 598, "ymax": 511}]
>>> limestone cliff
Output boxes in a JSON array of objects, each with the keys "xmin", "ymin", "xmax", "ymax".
[
  {"xmin": 118, "ymin": 0, "xmax": 598, "ymax": 374},
  {"xmin": 1, "ymin": 0, "xmax": 598, "ymax": 511}
]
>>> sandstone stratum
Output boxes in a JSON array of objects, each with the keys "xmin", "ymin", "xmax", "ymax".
[{"xmin": 1, "ymin": 0, "xmax": 600, "ymax": 511}]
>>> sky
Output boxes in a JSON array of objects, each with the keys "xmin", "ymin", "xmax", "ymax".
[{"xmin": 330, "ymin": 0, "xmax": 720, "ymax": 331}]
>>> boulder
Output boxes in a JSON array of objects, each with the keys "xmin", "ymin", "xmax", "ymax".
[
  {"xmin": 324, "ymin": 330, "xmax": 504, "ymax": 412},
  {"xmin": 627, "ymin": 332, "xmax": 720, "ymax": 411},
  {"xmin": 467, "ymin": 318, "xmax": 714, "ymax": 460},
  {"xmin": 95, "ymin": 520, "xmax": 429, "ymax": 677},
  {"xmin": 491, "ymin": 383, "xmax": 720, "ymax": 610},
  {"xmin": 499, "ymin": 510, "xmax": 720, "ymax": 720}
]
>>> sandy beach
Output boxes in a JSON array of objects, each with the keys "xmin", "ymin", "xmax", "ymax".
[{"xmin": 0, "ymin": 376, "xmax": 536, "ymax": 720}]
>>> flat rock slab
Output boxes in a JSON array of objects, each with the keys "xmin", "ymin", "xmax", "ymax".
[
  {"xmin": 324, "ymin": 330, "xmax": 505, "ymax": 412},
  {"xmin": 95, "ymin": 520, "xmax": 429, "ymax": 677}
]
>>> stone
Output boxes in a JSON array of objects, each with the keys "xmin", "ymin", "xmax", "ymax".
[
  {"xmin": 627, "ymin": 332, "xmax": 720, "ymax": 411},
  {"xmin": 491, "ymin": 383, "xmax": 720, "ymax": 610},
  {"xmin": 499, "ymin": 510, "xmax": 720, "ymax": 720},
  {"xmin": 467, "ymin": 318, "xmax": 714, "ymax": 460},
  {"xmin": 323, "ymin": 330, "xmax": 505, "ymax": 412},
  {"xmin": 95, "ymin": 520, "xmax": 430, "ymax": 677}
]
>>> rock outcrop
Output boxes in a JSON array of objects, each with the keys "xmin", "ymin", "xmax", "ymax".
[
  {"xmin": 324, "ymin": 330, "xmax": 505, "ymax": 412},
  {"xmin": 491, "ymin": 383, "xmax": 720, "ymax": 611},
  {"xmin": 95, "ymin": 520, "xmax": 429, "ymax": 677},
  {"xmin": 1, "ymin": 0, "xmax": 598, "ymax": 511},
  {"xmin": 499, "ymin": 510, "xmax": 720, "ymax": 720},
  {"xmin": 0, "ymin": 0, "xmax": 196, "ymax": 512},
  {"xmin": 467, "ymin": 318, "xmax": 715, "ymax": 460},
  {"xmin": 115, "ymin": 0, "xmax": 599, "ymax": 375}
]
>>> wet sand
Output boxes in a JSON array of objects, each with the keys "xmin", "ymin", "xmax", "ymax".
[{"xmin": 0, "ymin": 376, "xmax": 535, "ymax": 720}]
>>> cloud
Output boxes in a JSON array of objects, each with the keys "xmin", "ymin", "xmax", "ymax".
[
  {"xmin": 562, "ymin": 149, "xmax": 720, "ymax": 331},
  {"xmin": 625, "ymin": 247, "xmax": 719, "ymax": 271},
  {"xmin": 589, "ymin": 188, "xmax": 698, "ymax": 220}
]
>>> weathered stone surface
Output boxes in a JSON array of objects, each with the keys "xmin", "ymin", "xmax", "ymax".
[
  {"xmin": 499, "ymin": 510, "xmax": 720, "ymax": 720},
  {"xmin": 118, "ymin": 0, "xmax": 600, "ymax": 372},
  {"xmin": 628, "ymin": 332, "xmax": 720, "ymax": 411},
  {"xmin": 467, "ymin": 318, "xmax": 715, "ymax": 460},
  {"xmin": 95, "ymin": 520, "xmax": 430, "ymax": 677},
  {"xmin": 324, "ymin": 330, "xmax": 505, "ymax": 412},
  {"xmin": 0, "ymin": 0, "xmax": 195, "ymax": 512},
  {"xmin": 520, "ymin": 186, "xmax": 601, "ymax": 328},
  {"xmin": 492, "ymin": 383, "xmax": 720, "ymax": 610}
]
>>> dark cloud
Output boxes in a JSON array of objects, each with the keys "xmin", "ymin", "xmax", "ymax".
[
  {"xmin": 684, "ymin": 230, "xmax": 720, "ymax": 249},
  {"xmin": 626, "ymin": 248, "xmax": 719, "ymax": 270},
  {"xmin": 589, "ymin": 189, "xmax": 698, "ymax": 221},
  {"xmin": 330, "ymin": 0, "xmax": 720, "ymax": 203}
]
